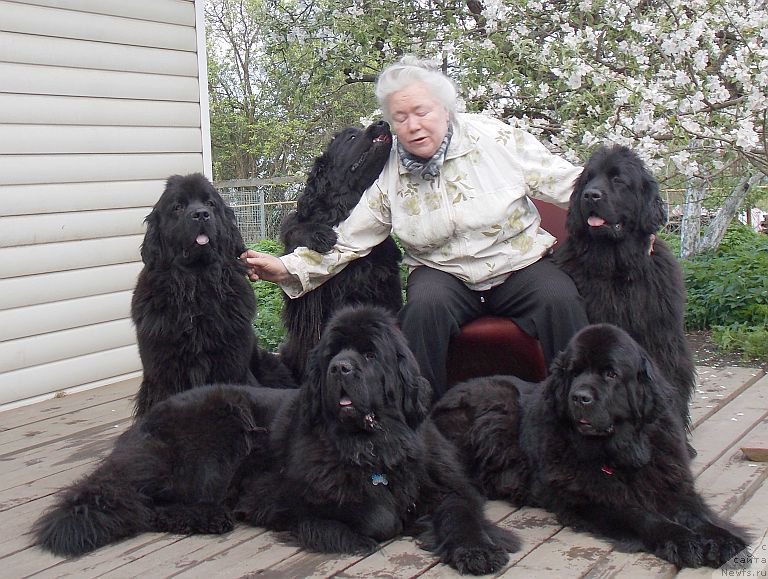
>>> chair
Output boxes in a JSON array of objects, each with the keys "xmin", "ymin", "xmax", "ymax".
[{"xmin": 445, "ymin": 198, "xmax": 568, "ymax": 385}]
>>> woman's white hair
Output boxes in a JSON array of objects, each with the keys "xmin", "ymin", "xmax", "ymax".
[{"xmin": 375, "ymin": 55, "xmax": 459, "ymax": 123}]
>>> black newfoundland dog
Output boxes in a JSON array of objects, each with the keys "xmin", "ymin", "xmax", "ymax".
[
  {"xmin": 236, "ymin": 305, "xmax": 517, "ymax": 575},
  {"xmin": 279, "ymin": 121, "xmax": 403, "ymax": 380},
  {"xmin": 33, "ymin": 384, "xmax": 274, "ymax": 557},
  {"xmin": 132, "ymin": 173, "xmax": 295, "ymax": 415},
  {"xmin": 431, "ymin": 324, "xmax": 749, "ymax": 569},
  {"xmin": 554, "ymin": 145, "xmax": 696, "ymax": 432}
]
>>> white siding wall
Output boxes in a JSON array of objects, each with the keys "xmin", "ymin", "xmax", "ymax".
[{"xmin": 0, "ymin": 0, "xmax": 211, "ymax": 408}]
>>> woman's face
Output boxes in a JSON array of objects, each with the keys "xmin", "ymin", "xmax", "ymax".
[{"xmin": 387, "ymin": 82, "xmax": 450, "ymax": 159}]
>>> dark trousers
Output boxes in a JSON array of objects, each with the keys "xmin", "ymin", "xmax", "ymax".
[{"xmin": 398, "ymin": 256, "xmax": 588, "ymax": 400}]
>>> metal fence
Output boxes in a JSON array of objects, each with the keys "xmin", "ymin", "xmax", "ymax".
[
  {"xmin": 216, "ymin": 177, "xmax": 304, "ymax": 243},
  {"xmin": 215, "ymin": 178, "xmax": 714, "ymax": 243}
]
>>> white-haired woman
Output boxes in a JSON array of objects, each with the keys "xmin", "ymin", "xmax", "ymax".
[{"xmin": 242, "ymin": 55, "xmax": 588, "ymax": 400}]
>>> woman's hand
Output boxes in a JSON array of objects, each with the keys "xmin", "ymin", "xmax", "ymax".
[{"xmin": 240, "ymin": 250, "xmax": 294, "ymax": 284}]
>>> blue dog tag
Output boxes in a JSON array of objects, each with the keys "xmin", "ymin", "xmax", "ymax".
[{"xmin": 371, "ymin": 473, "xmax": 389, "ymax": 486}]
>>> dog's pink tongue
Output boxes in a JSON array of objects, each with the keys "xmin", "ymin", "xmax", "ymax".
[
  {"xmin": 339, "ymin": 396, "xmax": 353, "ymax": 407},
  {"xmin": 588, "ymin": 216, "xmax": 606, "ymax": 227},
  {"xmin": 196, "ymin": 234, "xmax": 210, "ymax": 245}
]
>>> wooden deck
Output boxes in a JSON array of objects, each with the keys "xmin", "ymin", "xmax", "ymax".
[{"xmin": 1, "ymin": 366, "xmax": 767, "ymax": 578}]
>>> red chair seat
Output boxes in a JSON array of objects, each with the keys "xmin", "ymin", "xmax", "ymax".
[{"xmin": 445, "ymin": 199, "xmax": 568, "ymax": 386}]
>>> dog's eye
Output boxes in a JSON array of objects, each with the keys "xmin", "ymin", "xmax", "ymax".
[
  {"xmin": 604, "ymin": 369, "xmax": 618, "ymax": 380},
  {"xmin": 363, "ymin": 351, "xmax": 376, "ymax": 360},
  {"xmin": 205, "ymin": 200, "xmax": 215, "ymax": 207},
  {"xmin": 173, "ymin": 202, "xmax": 184, "ymax": 211},
  {"xmin": 347, "ymin": 135, "xmax": 357, "ymax": 141},
  {"xmin": 612, "ymin": 177, "xmax": 626, "ymax": 187}
]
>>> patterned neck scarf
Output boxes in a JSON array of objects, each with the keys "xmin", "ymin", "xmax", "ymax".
[{"xmin": 397, "ymin": 123, "xmax": 453, "ymax": 181}]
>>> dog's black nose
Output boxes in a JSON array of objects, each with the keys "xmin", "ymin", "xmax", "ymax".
[
  {"xmin": 571, "ymin": 390, "xmax": 593, "ymax": 406},
  {"xmin": 329, "ymin": 359, "xmax": 354, "ymax": 375},
  {"xmin": 191, "ymin": 208, "xmax": 210, "ymax": 221},
  {"xmin": 582, "ymin": 188, "xmax": 602, "ymax": 202}
]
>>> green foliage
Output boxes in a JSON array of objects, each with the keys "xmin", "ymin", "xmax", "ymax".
[
  {"xmin": 682, "ymin": 224, "xmax": 768, "ymax": 359},
  {"xmin": 711, "ymin": 324, "xmax": 768, "ymax": 361},
  {"xmin": 247, "ymin": 239, "xmax": 286, "ymax": 351}
]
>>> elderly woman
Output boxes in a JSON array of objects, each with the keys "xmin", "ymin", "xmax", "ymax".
[{"xmin": 243, "ymin": 55, "xmax": 588, "ymax": 400}]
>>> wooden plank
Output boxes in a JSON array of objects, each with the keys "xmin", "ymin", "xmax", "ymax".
[
  {"xmin": 0, "ymin": 345, "xmax": 141, "ymax": 406},
  {"xmin": 501, "ymin": 526, "xmax": 614, "ymax": 576},
  {"xmin": 0, "ymin": 1, "xmax": 197, "ymax": 50},
  {"xmin": 0, "ymin": 94, "xmax": 200, "ymax": 129},
  {"xmin": 0, "ymin": 291, "xmax": 132, "ymax": 341},
  {"xmin": 0, "ymin": 63, "xmax": 199, "ymax": 101},
  {"xmin": 5, "ymin": 0, "xmax": 195, "ymax": 25},
  {"xmin": 690, "ymin": 367, "xmax": 765, "ymax": 428},
  {"xmin": 0, "ymin": 126, "xmax": 201, "ymax": 155},
  {"xmin": 0, "ymin": 152, "xmax": 203, "ymax": 187},
  {"xmin": 690, "ymin": 375, "xmax": 768, "ymax": 477},
  {"xmin": 0, "ymin": 376, "xmax": 138, "ymax": 430},
  {"xmin": 0, "ymin": 31, "xmax": 198, "ymax": 75},
  {"xmin": 0, "ymin": 262, "xmax": 142, "ymax": 310},
  {"xmin": 742, "ymin": 437, "xmax": 768, "ymax": 462},
  {"xmin": 23, "ymin": 528, "xmax": 256, "ymax": 578},
  {"xmin": 1, "ymin": 208, "xmax": 150, "ymax": 247},
  {"xmin": 2, "ymin": 533, "xmax": 182, "ymax": 578},
  {"xmin": 113, "ymin": 527, "xmax": 295, "ymax": 577},
  {"xmin": 0, "ymin": 395, "xmax": 133, "ymax": 454},
  {"xmin": 0, "ymin": 420, "xmax": 129, "ymax": 488},
  {"xmin": 695, "ymin": 419, "xmax": 768, "ymax": 516}
]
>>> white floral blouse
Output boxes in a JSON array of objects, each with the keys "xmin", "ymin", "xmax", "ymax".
[{"xmin": 280, "ymin": 113, "xmax": 582, "ymax": 298}]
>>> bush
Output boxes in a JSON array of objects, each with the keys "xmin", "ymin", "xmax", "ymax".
[
  {"xmin": 247, "ymin": 240, "xmax": 286, "ymax": 351},
  {"xmin": 680, "ymin": 224, "xmax": 768, "ymax": 360}
]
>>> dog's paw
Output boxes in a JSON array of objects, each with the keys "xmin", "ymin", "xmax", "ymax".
[
  {"xmin": 309, "ymin": 228, "xmax": 337, "ymax": 253},
  {"xmin": 203, "ymin": 510, "xmax": 234, "ymax": 534},
  {"xmin": 653, "ymin": 529, "xmax": 706, "ymax": 568},
  {"xmin": 448, "ymin": 543, "xmax": 510, "ymax": 575},
  {"xmin": 702, "ymin": 527, "xmax": 750, "ymax": 568}
]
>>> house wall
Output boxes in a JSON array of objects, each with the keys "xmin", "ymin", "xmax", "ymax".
[{"xmin": 0, "ymin": 0, "xmax": 211, "ymax": 408}]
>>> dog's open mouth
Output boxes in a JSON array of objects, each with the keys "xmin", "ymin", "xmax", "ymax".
[
  {"xmin": 196, "ymin": 233, "xmax": 210, "ymax": 246},
  {"xmin": 587, "ymin": 215, "xmax": 606, "ymax": 228},
  {"xmin": 587, "ymin": 214, "xmax": 623, "ymax": 233},
  {"xmin": 575, "ymin": 418, "xmax": 615, "ymax": 436},
  {"xmin": 373, "ymin": 134, "xmax": 391, "ymax": 144}
]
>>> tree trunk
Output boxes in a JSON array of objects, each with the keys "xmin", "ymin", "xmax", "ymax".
[
  {"xmin": 697, "ymin": 174, "xmax": 758, "ymax": 254},
  {"xmin": 680, "ymin": 178, "xmax": 705, "ymax": 259}
]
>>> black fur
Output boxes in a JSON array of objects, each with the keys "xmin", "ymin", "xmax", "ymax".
[
  {"xmin": 554, "ymin": 145, "xmax": 696, "ymax": 430},
  {"xmin": 132, "ymin": 173, "xmax": 295, "ymax": 416},
  {"xmin": 236, "ymin": 305, "xmax": 518, "ymax": 575},
  {"xmin": 431, "ymin": 324, "xmax": 750, "ymax": 569},
  {"xmin": 33, "ymin": 384, "xmax": 278, "ymax": 557},
  {"xmin": 279, "ymin": 122, "xmax": 403, "ymax": 381}
]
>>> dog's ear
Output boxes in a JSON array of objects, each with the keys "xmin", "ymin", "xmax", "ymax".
[
  {"xmin": 299, "ymin": 348, "xmax": 325, "ymax": 428},
  {"xmin": 200, "ymin": 175, "xmax": 246, "ymax": 258},
  {"xmin": 630, "ymin": 353, "xmax": 659, "ymax": 422},
  {"xmin": 296, "ymin": 155, "xmax": 330, "ymax": 221},
  {"xmin": 544, "ymin": 348, "xmax": 572, "ymax": 419},
  {"xmin": 219, "ymin": 200, "xmax": 247, "ymax": 257},
  {"xmin": 394, "ymin": 335, "xmax": 432, "ymax": 428},
  {"xmin": 139, "ymin": 207, "xmax": 167, "ymax": 268},
  {"xmin": 637, "ymin": 167, "xmax": 666, "ymax": 234}
]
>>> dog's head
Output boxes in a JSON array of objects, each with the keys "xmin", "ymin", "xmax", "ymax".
[
  {"xmin": 546, "ymin": 324, "xmax": 673, "ymax": 468},
  {"xmin": 567, "ymin": 145, "xmax": 667, "ymax": 243},
  {"xmin": 301, "ymin": 305, "xmax": 432, "ymax": 433},
  {"xmin": 141, "ymin": 173, "xmax": 246, "ymax": 269},
  {"xmin": 296, "ymin": 121, "xmax": 392, "ymax": 224}
]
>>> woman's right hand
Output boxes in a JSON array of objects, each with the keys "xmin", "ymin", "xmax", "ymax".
[{"xmin": 240, "ymin": 250, "xmax": 293, "ymax": 284}]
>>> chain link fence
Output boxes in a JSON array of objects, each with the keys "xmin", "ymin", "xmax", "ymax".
[{"xmin": 216, "ymin": 177, "xmax": 304, "ymax": 243}]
